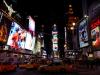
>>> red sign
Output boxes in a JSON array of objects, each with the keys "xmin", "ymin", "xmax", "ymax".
[{"xmin": 91, "ymin": 17, "xmax": 100, "ymax": 29}]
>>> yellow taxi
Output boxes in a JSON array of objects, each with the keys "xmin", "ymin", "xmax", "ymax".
[
  {"xmin": 19, "ymin": 62, "xmax": 40, "ymax": 69},
  {"xmin": 38, "ymin": 61, "xmax": 76, "ymax": 73}
]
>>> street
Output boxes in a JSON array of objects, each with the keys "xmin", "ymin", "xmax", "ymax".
[
  {"xmin": 0, "ymin": 65, "xmax": 100, "ymax": 75},
  {"xmin": 0, "ymin": 68, "xmax": 70, "ymax": 75}
]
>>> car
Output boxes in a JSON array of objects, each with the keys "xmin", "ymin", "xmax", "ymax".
[
  {"xmin": 19, "ymin": 62, "xmax": 33, "ymax": 69},
  {"xmin": 0, "ymin": 64, "xmax": 17, "ymax": 72},
  {"xmin": 32, "ymin": 63, "xmax": 41, "ymax": 69},
  {"xmin": 19, "ymin": 62, "xmax": 41, "ymax": 69},
  {"xmin": 38, "ymin": 62, "xmax": 76, "ymax": 73}
]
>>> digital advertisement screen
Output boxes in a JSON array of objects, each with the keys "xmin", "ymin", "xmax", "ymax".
[
  {"xmin": 7, "ymin": 22, "xmax": 26, "ymax": 49},
  {"xmin": 26, "ymin": 16, "xmax": 36, "ymax": 51},
  {"xmin": 0, "ymin": 24, "xmax": 7, "ymax": 43},
  {"xmin": 91, "ymin": 26, "xmax": 100, "ymax": 49},
  {"xmin": 79, "ymin": 19, "xmax": 89, "ymax": 48},
  {"xmin": 0, "ymin": 14, "xmax": 11, "ymax": 45},
  {"xmin": 7, "ymin": 16, "xmax": 36, "ymax": 51},
  {"xmin": 52, "ymin": 32, "xmax": 58, "ymax": 51},
  {"xmin": 25, "ymin": 31, "xmax": 35, "ymax": 50}
]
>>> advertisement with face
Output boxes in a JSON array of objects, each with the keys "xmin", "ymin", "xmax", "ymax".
[
  {"xmin": 91, "ymin": 26, "xmax": 100, "ymax": 49},
  {"xmin": 7, "ymin": 22, "xmax": 26, "ymax": 49},
  {"xmin": 79, "ymin": 19, "xmax": 89, "ymax": 48}
]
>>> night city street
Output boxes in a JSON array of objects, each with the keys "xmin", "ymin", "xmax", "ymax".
[
  {"xmin": 1, "ymin": 66, "xmax": 100, "ymax": 75},
  {"xmin": 0, "ymin": 0, "xmax": 100, "ymax": 75}
]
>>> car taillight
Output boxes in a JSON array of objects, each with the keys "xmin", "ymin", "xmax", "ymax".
[{"xmin": 69, "ymin": 65, "xmax": 73, "ymax": 68}]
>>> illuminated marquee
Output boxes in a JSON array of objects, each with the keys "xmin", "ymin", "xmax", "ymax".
[
  {"xmin": 90, "ymin": 17, "xmax": 100, "ymax": 29},
  {"xmin": 52, "ymin": 24, "xmax": 58, "ymax": 51},
  {"xmin": 0, "ymin": 24, "xmax": 7, "ymax": 42},
  {"xmin": 90, "ymin": 17, "xmax": 100, "ymax": 49}
]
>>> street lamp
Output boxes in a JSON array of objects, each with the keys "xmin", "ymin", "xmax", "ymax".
[
  {"xmin": 72, "ymin": 22, "xmax": 76, "ymax": 26},
  {"xmin": 70, "ymin": 22, "xmax": 78, "ymax": 59},
  {"xmin": 70, "ymin": 22, "xmax": 76, "ymax": 30},
  {"xmin": 70, "ymin": 26, "xmax": 74, "ymax": 30},
  {"xmin": 84, "ymin": 14, "xmax": 89, "ymax": 18}
]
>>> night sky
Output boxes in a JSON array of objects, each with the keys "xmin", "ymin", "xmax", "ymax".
[
  {"xmin": 0, "ymin": 0, "xmax": 95, "ymax": 28},
  {"xmin": 1, "ymin": 0, "xmax": 85, "ymax": 28}
]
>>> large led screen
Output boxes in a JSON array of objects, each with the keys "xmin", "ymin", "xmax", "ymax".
[
  {"xmin": 7, "ymin": 16, "xmax": 36, "ymax": 51},
  {"xmin": 26, "ymin": 16, "xmax": 36, "ymax": 51},
  {"xmin": 91, "ymin": 26, "xmax": 100, "ymax": 49},
  {"xmin": 79, "ymin": 19, "xmax": 89, "ymax": 48},
  {"xmin": 7, "ymin": 22, "xmax": 26, "ymax": 49},
  {"xmin": 25, "ymin": 31, "xmax": 35, "ymax": 50}
]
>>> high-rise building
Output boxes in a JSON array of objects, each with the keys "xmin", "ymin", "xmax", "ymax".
[
  {"xmin": 67, "ymin": 4, "xmax": 79, "ymax": 50},
  {"xmin": 64, "ymin": 2, "xmax": 79, "ymax": 59}
]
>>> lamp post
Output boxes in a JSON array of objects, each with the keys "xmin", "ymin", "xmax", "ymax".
[
  {"xmin": 70, "ymin": 22, "xmax": 76, "ymax": 50},
  {"xmin": 70, "ymin": 22, "xmax": 77, "ymax": 59},
  {"xmin": 64, "ymin": 27, "xmax": 67, "ymax": 58}
]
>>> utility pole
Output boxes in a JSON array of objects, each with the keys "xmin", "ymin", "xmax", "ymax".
[{"xmin": 64, "ymin": 27, "xmax": 67, "ymax": 58}]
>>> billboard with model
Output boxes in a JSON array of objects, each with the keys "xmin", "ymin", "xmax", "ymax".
[{"xmin": 78, "ymin": 19, "xmax": 89, "ymax": 48}]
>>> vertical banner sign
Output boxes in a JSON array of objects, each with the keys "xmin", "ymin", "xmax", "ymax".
[
  {"xmin": 78, "ymin": 19, "xmax": 89, "ymax": 48},
  {"xmin": 52, "ymin": 24, "xmax": 58, "ymax": 51}
]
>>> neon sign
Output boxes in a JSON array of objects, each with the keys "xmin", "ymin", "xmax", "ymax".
[
  {"xmin": 0, "ymin": 24, "xmax": 7, "ymax": 42},
  {"xmin": 52, "ymin": 24, "xmax": 58, "ymax": 51},
  {"xmin": 91, "ymin": 26, "xmax": 100, "ymax": 49},
  {"xmin": 91, "ymin": 17, "xmax": 100, "ymax": 29}
]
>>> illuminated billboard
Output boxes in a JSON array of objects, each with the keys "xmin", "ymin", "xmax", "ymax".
[
  {"xmin": 7, "ymin": 16, "xmax": 36, "ymax": 51},
  {"xmin": 0, "ymin": 24, "xmax": 7, "ymax": 43},
  {"xmin": 91, "ymin": 26, "xmax": 100, "ymax": 49},
  {"xmin": 52, "ymin": 24, "xmax": 58, "ymax": 51},
  {"xmin": 7, "ymin": 21, "xmax": 36, "ymax": 51},
  {"xmin": 7, "ymin": 22, "xmax": 26, "ymax": 49},
  {"xmin": 0, "ymin": 12, "xmax": 11, "ymax": 45},
  {"xmin": 78, "ymin": 19, "xmax": 89, "ymax": 48},
  {"xmin": 26, "ymin": 16, "xmax": 36, "ymax": 51},
  {"xmin": 25, "ymin": 31, "xmax": 35, "ymax": 50},
  {"xmin": 90, "ymin": 17, "xmax": 100, "ymax": 50}
]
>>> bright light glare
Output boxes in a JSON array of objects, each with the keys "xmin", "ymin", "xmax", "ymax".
[
  {"xmin": 70, "ymin": 27, "xmax": 74, "ymax": 30},
  {"xmin": 84, "ymin": 14, "xmax": 89, "ymax": 18},
  {"xmin": 72, "ymin": 22, "xmax": 75, "ymax": 26}
]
